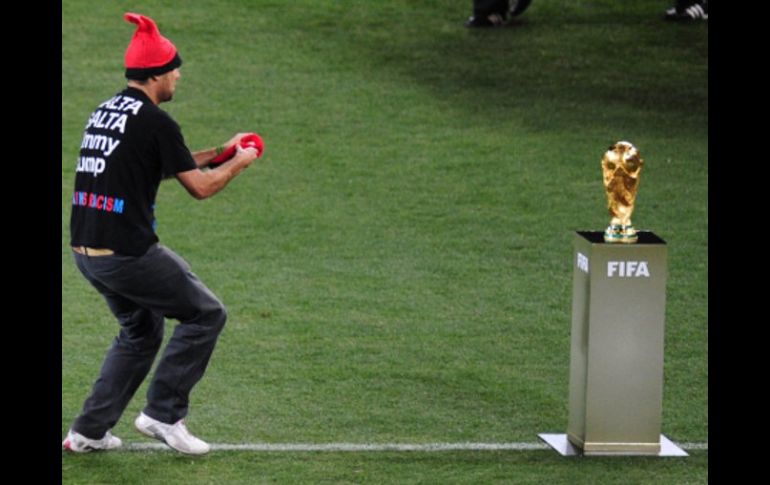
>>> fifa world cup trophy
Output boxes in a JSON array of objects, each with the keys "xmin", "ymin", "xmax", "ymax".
[{"xmin": 602, "ymin": 141, "xmax": 644, "ymax": 243}]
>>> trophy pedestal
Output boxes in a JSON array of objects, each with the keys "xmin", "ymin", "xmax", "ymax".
[{"xmin": 541, "ymin": 231, "xmax": 686, "ymax": 456}]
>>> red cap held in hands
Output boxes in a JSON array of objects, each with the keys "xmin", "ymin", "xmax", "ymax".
[
  {"xmin": 124, "ymin": 13, "xmax": 182, "ymax": 80},
  {"xmin": 210, "ymin": 134, "xmax": 265, "ymax": 167}
]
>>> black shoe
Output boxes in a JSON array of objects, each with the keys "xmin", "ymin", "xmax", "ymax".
[
  {"xmin": 464, "ymin": 13, "xmax": 505, "ymax": 28},
  {"xmin": 665, "ymin": 1, "xmax": 708, "ymax": 21}
]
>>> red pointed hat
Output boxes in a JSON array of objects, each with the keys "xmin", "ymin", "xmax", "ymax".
[{"xmin": 124, "ymin": 13, "xmax": 182, "ymax": 79}]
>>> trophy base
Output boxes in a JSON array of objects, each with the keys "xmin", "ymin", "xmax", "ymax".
[
  {"xmin": 538, "ymin": 433, "xmax": 688, "ymax": 457},
  {"xmin": 604, "ymin": 224, "xmax": 638, "ymax": 243}
]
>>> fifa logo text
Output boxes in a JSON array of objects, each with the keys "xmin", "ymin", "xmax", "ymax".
[
  {"xmin": 576, "ymin": 253, "xmax": 589, "ymax": 273},
  {"xmin": 607, "ymin": 261, "xmax": 650, "ymax": 278}
]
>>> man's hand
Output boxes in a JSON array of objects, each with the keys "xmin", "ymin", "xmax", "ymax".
[
  {"xmin": 224, "ymin": 132, "xmax": 252, "ymax": 150},
  {"xmin": 210, "ymin": 133, "xmax": 264, "ymax": 166},
  {"xmin": 228, "ymin": 145, "xmax": 259, "ymax": 175}
]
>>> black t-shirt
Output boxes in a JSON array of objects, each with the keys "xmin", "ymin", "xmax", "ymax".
[{"xmin": 70, "ymin": 87, "xmax": 196, "ymax": 256}]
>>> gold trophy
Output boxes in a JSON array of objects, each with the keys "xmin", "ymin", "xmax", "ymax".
[{"xmin": 602, "ymin": 141, "xmax": 644, "ymax": 243}]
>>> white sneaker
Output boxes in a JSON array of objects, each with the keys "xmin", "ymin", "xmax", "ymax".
[
  {"xmin": 134, "ymin": 412, "xmax": 211, "ymax": 455},
  {"xmin": 62, "ymin": 429, "xmax": 122, "ymax": 453}
]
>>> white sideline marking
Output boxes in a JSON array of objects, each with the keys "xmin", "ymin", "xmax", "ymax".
[
  {"xmin": 680, "ymin": 442, "xmax": 708, "ymax": 451},
  {"xmin": 122, "ymin": 441, "xmax": 708, "ymax": 452}
]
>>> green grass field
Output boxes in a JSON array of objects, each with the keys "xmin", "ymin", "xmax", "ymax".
[{"xmin": 62, "ymin": 1, "xmax": 707, "ymax": 483}]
